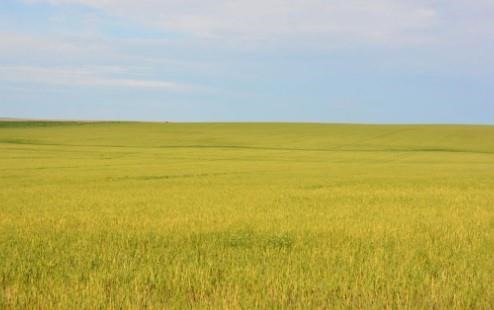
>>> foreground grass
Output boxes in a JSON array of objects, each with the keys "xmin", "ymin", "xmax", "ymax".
[{"xmin": 1, "ymin": 122, "xmax": 494, "ymax": 308}]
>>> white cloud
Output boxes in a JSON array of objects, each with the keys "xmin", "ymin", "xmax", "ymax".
[
  {"xmin": 0, "ymin": 32, "xmax": 117, "ymax": 63},
  {"xmin": 22, "ymin": 0, "xmax": 441, "ymax": 46},
  {"xmin": 0, "ymin": 65, "xmax": 195, "ymax": 91},
  {"xmin": 19, "ymin": 0, "xmax": 494, "ymax": 50},
  {"xmin": 0, "ymin": 32, "xmax": 221, "ymax": 86}
]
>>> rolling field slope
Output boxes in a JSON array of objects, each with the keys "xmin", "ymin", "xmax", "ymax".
[{"xmin": 1, "ymin": 122, "xmax": 494, "ymax": 308}]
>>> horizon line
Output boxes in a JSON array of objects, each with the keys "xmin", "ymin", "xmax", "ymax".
[{"xmin": 1, "ymin": 116, "xmax": 493, "ymax": 126}]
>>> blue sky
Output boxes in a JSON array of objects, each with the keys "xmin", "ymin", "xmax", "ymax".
[{"xmin": 0, "ymin": 0, "xmax": 493, "ymax": 123}]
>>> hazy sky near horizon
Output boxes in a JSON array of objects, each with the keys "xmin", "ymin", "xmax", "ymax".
[{"xmin": 1, "ymin": 0, "xmax": 493, "ymax": 123}]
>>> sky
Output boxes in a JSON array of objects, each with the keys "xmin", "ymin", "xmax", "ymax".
[{"xmin": 0, "ymin": 0, "xmax": 493, "ymax": 123}]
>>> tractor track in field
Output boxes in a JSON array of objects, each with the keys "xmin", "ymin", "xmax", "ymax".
[
  {"xmin": 2, "ymin": 140, "xmax": 493, "ymax": 155},
  {"xmin": 106, "ymin": 172, "xmax": 243, "ymax": 182}
]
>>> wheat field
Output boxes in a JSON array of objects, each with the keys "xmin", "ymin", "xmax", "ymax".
[{"xmin": 1, "ymin": 121, "xmax": 494, "ymax": 308}]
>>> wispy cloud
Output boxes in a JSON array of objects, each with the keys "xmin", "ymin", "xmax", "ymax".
[
  {"xmin": 23, "ymin": 0, "xmax": 494, "ymax": 50},
  {"xmin": 0, "ymin": 65, "xmax": 197, "ymax": 91},
  {"xmin": 21, "ymin": 0, "xmax": 441, "ymax": 47},
  {"xmin": 0, "ymin": 32, "xmax": 117, "ymax": 64}
]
